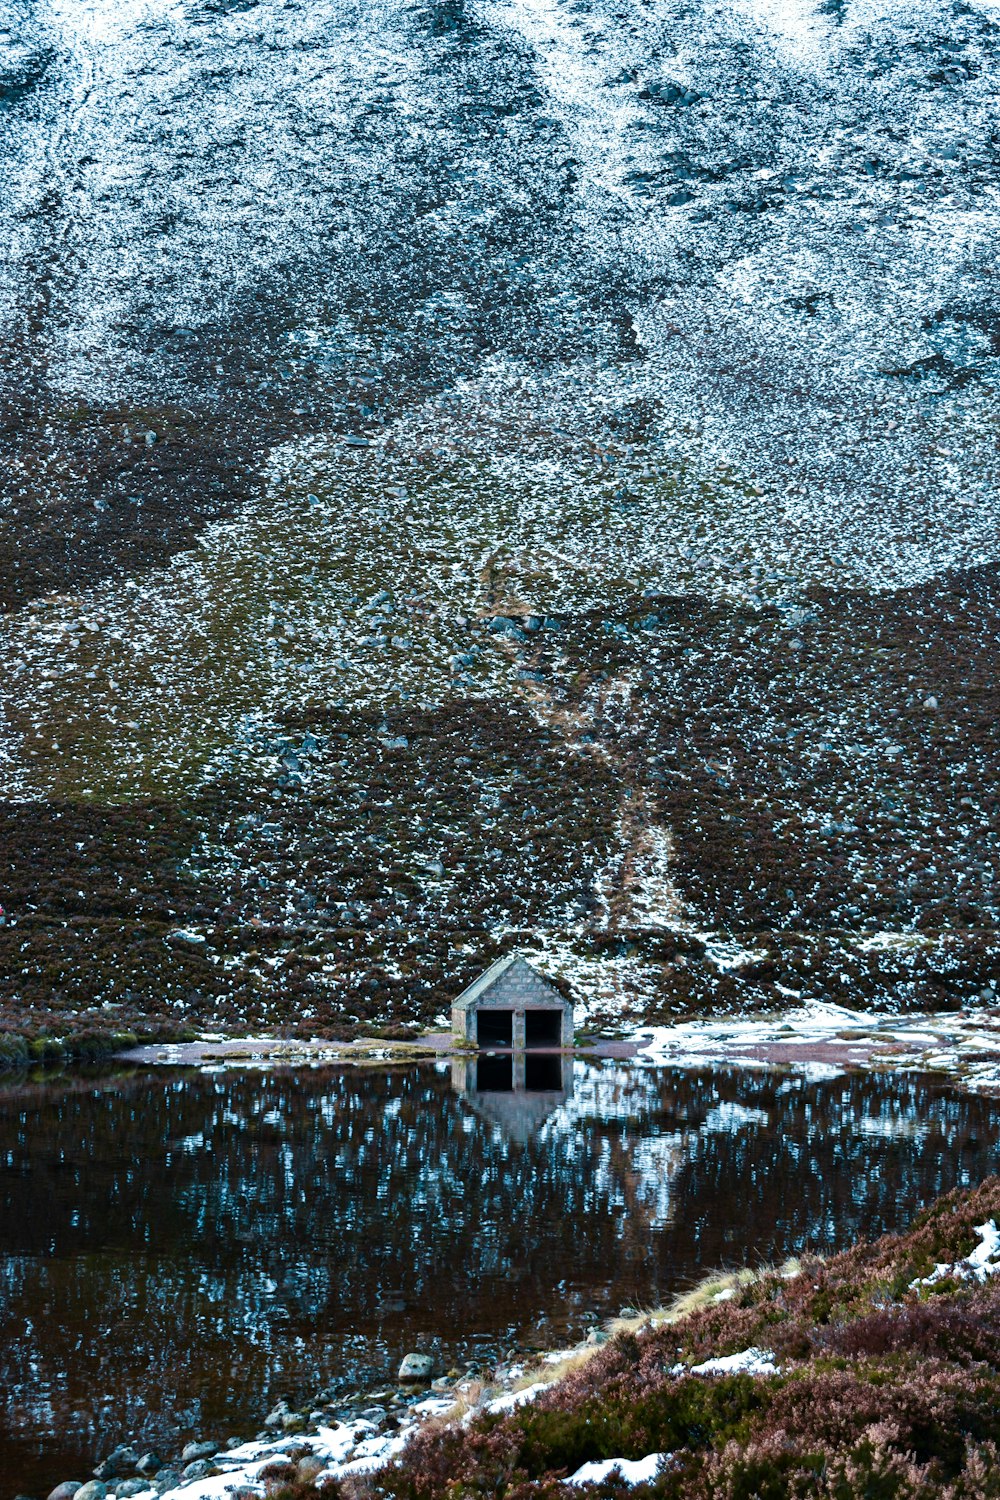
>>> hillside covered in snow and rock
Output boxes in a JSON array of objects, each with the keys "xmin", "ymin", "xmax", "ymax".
[{"xmin": 1, "ymin": 0, "xmax": 999, "ymax": 1045}]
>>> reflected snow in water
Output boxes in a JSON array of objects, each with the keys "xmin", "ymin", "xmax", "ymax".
[{"xmin": 0, "ymin": 1058, "xmax": 998, "ymax": 1492}]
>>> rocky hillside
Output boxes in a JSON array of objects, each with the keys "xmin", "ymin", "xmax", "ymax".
[{"xmin": 1, "ymin": 0, "xmax": 999, "ymax": 1042}]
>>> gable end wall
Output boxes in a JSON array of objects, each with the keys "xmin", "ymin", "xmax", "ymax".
[{"xmin": 451, "ymin": 964, "xmax": 573, "ymax": 1044}]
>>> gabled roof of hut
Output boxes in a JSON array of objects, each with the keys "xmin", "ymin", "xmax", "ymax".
[{"xmin": 452, "ymin": 952, "xmax": 560, "ymax": 1012}]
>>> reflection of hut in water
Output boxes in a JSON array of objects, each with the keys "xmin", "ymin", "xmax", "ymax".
[
  {"xmin": 451, "ymin": 953, "xmax": 573, "ymax": 1049},
  {"xmin": 451, "ymin": 1052, "xmax": 574, "ymax": 1144}
]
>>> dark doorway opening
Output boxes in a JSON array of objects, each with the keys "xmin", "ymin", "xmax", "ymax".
[
  {"xmin": 477, "ymin": 1054, "xmax": 514, "ymax": 1092},
  {"xmin": 525, "ymin": 1009, "xmax": 562, "ymax": 1048},
  {"xmin": 525, "ymin": 1054, "xmax": 563, "ymax": 1092},
  {"xmin": 477, "ymin": 1010, "xmax": 513, "ymax": 1048}
]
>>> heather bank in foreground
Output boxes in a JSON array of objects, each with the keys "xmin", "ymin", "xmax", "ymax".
[
  {"xmin": 360, "ymin": 1176, "xmax": 1000, "ymax": 1500},
  {"xmin": 56, "ymin": 1175, "xmax": 1000, "ymax": 1500}
]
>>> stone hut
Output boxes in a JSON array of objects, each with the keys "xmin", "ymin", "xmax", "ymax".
[{"xmin": 451, "ymin": 953, "xmax": 573, "ymax": 1049}]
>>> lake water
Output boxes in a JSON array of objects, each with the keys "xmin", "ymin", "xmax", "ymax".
[{"xmin": 1, "ymin": 1058, "xmax": 998, "ymax": 1496}]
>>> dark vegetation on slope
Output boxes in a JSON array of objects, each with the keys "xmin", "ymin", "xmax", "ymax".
[
  {"xmin": 309, "ymin": 1177, "xmax": 1000, "ymax": 1500},
  {"xmin": 2, "ymin": 561, "xmax": 999, "ymax": 1052}
]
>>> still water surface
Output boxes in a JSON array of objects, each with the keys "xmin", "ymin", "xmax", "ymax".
[{"xmin": 1, "ymin": 1057, "xmax": 998, "ymax": 1495}]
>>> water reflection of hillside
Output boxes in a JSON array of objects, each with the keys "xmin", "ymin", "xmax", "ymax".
[{"xmin": 0, "ymin": 1062, "xmax": 998, "ymax": 1490}]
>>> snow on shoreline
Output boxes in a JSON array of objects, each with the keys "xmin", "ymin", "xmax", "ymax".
[
  {"xmin": 629, "ymin": 999, "xmax": 1000, "ymax": 1092},
  {"xmin": 92, "ymin": 1404, "xmax": 458, "ymax": 1500},
  {"xmin": 82, "ymin": 1336, "xmax": 787, "ymax": 1498}
]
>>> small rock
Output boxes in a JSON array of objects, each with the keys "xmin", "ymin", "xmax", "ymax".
[
  {"xmin": 180, "ymin": 1459, "xmax": 213, "ymax": 1481},
  {"xmin": 95, "ymin": 1445, "xmax": 139, "ymax": 1480},
  {"xmin": 297, "ymin": 1457, "xmax": 327, "ymax": 1482},
  {"xmin": 166, "ymin": 928, "xmax": 206, "ymax": 946},
  {"xmin": 264, "ymin": 1402, "xmax": 289, "ymax": 1429},
  {"xmin": 398, "ymin": 1352, "xmax": 436, "ymax": 1382},
  {"xmin": 151, "ymin": 1470, "xmax": 180, "ymax": 1496},
  {"xmin": 281, "ymin": 1412, "xmax": 307, "ymax": 1433},
  {"xmin": 258, "ymin": 1459, "xmax": 295, "ymax": 1481},
  {"xmin": 923, "ymin": 694, "xmax": 939, "ymax": 710},
  {"xmin": 47, "ymin": 1485, "xmax": 83, "ymax": 1500},
  {"xmin": 180, "ymin": 1440, "xmax": 216, "ymax": 1463},
  {"xmin": 116, "ymin": 1482, "xmax": 149, "ymax": 1498},
  {"xmin": 144, "ymin": 431, "xmax": 157, "ymax": 447},
  {"xmin": 73, "ymin": 1485, "xmax": 108, "ymax": 1500},
  {"xmin": 585, "ymin": 1329, "xmax": 610, "ymax": 1346},
  {"xmin": 488, "ymin": 616, "xmax": 527, "ymax": 642}
]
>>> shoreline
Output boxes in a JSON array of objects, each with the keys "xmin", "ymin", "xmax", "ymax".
[
  {"xmin": 2, "ymin": 995, "xmax": 998, "ymax": 1095},
  {"xmin": 118, "ymin": 998, "xmax": 1000, "ymax": 1095},
  {"xmin": 25, "ymin": 1259, "xmax": 798, "ymax": 1500}
]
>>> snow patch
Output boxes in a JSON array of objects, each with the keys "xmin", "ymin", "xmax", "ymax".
[
  {"xmin": 566, "ymin": 1452, "xmax": 671, "ymax": 1487},
  {"xmin": 688, "ymin": 1347, "xmax": 779, "ymax": 1377},
  {"xmin": 911, "ymin": 1220, "xmax": 1000, "ymax": 1289},
  {"xmin": 485, "ymin": 1380, "xmax": 554, "ymax": 1414}
]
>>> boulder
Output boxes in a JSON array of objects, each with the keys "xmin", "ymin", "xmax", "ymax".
[
  {"xmin": 297, "ymin": 1456, "xmax": 327, "ymax": 1482},
  {"xmin": 47, "ymin": 1485, "xmax": 83, "ymax": 1500},
  {"xmin": 94, "ymin": 1444, "xmax": 139, "ymax": 1479},
  {"xmin": 135, "ymin": 1455, "xmax": 162, "ymax": 1477},
  {"xmin": 398, "ymin": 1352, "xmax": 435, "ymax": 1382},
  {"xmin": 258, "ymin": 1459, "xmax": 295, "ymax": 1482},
  {"xmin": 180, "ymin": 1440, "xmax": 216, "ymax": 1463},
  {"xmin": 73, "ymin": 1485, "xmax": 108, "ymax": 1500},
  {"xmin": 180, "ymin": 1458, "xmax": 213, "ymax": 1481}
]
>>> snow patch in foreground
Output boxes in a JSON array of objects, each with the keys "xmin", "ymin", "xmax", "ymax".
[
  {"xmin": 485, "ymin": 1380, "xmax": 554, "ymax": 1414},
  {"xmin": 686, "ymin": 1347, "xmax": 779, "ymax": 1377},
  {"xmin": 142, "ymin": 1409, "xmax": 459, "ymax": 1499},
  {"xmin": 911, "ymin": 1220, "xmax": 1000, "ymax": 1289},
  {"xmin": 566, "ymin": 1452, "xmax": 671, "ymax": 1487}
]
